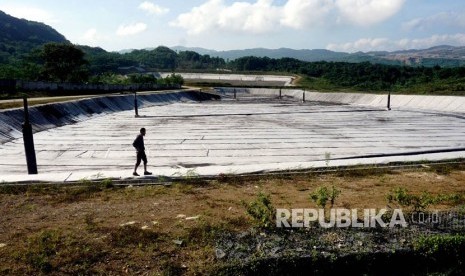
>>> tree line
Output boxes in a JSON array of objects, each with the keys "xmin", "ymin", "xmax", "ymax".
[{"xmin": 1, "ymin": 43, "xmax": 464, "ymax": 94}]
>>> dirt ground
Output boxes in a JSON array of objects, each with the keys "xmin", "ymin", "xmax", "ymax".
[{"xmin": 1, "ymin": 164, "xmax": 465, "ymax": 275}]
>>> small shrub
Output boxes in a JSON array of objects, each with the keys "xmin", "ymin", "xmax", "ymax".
[
  {"xmin": 415, "ymin": 234, "xmax": 465, "ymax": 257},
  {"xmin": 310, "ymin": 185, "xmax": 341, "ymax": 209},
  {"xmin": 324, "ymin": 152, "xmax": 331, "ymax": 166},
  {"xmin": 100, "ymin": 178, "xmax": 113, "ymax": 188},
  {"xmin": 387, "ymin": 188, "xmax": 465, "ymax": 212},
  {"xmin": 243, "ymin": 192, "xmax": 275, "ymax": 228}
]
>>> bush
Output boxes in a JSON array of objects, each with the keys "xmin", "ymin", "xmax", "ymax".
[
  {"xmin": 310, "ymin": 185, "xmax": 341, "ymax": 209},
  {"xmin": 386, "ymin": 188, "xmax": 465, "ymax": 212},
  {"xmin": 243, "ymin": 192, "xmax": 275, "ymax": 228},
  {"xmin": 415, "ymin": 234, "xmax": 465, "ymax": 258}
]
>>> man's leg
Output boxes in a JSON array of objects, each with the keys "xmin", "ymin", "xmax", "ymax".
[
  {"xmin": 133, "ymin": 152, "xmax": 142, "ymax": 175},
  {"xmin": 142, "ymin": 152, "xmax": 152, "ymax": 175}
]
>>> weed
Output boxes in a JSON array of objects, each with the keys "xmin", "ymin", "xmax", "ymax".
[
  {"xmin": 336, "ymin": 166, "xmax": 391, "ymax": 178},
  {"xmin": 387, "ymin": 188, "xmax": 465, "ymax": 211},
  {"xmin": 100, "ymin": 178, "xmax": 114, "ymax": 188},
  {"xmin": 172, "ymin": 169, "xmax": 207, "ymax": 185},
  {"xmin": 174, "ymin": 183, "xmax": 195, "ymax": 194},
  {"xmin": 386, "ymin": 187, "xmax": 434, "ymax": 211},
  {"xmin": 22, "ymin": 230, "xmax": 61, "ymax": 273},
  {"xmin": 0, "ymin": 185, "xmax": 28, "ymax": 195},
  {"xmin": 324, "ymin": 152, "xmax": 331, "ymax": 167},
  {"xmin": 310, "ymin": 185, "xmax": 341, "ymax": 209},
  {"xmin": 84, "ymin": 213, "xmax": 98, "ymax": 231},
  {"xmin": 430, "ymin": 164, "xmax": 453, "ymax": 175},
  {"xmin": 56, "ymin": 178, "xmax": 116, "ymax": 203},
  {"xmin": 415, "ymin": 234, "xmax": 465, "ymax": 257},
  {"xmin": 108, "ymin": 225, "xmax": 159, "ymax": 249},
  {"xmin": 185, "ymin": 169, "xmax": 199, "ymax": 179},
  {"xmin": 243, "ymin": 192, "xmax": 275, "ymax": 228}
]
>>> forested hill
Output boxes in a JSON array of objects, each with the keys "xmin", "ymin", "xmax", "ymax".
[
  {"xmin": 170, "ymin": 46, "xmax": 465, "ymax": 67},
  {"xmin": 0, "ymin": 10, "xmax": 68, "ymax": 61}
]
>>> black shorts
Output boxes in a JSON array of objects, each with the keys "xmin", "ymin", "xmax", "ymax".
[{"xmin": 136, "ymin": 151, "xmax": 147, "ymax": 165}]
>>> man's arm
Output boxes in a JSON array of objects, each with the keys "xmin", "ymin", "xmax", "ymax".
[{"xmin": 133, "ymin": 135, "xmax": 144, "ymax": 152}]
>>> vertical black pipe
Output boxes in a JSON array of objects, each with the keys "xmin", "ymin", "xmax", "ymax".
[
  {"xmin": 234, "ymin": 88, "xmax": 237, "ymax": 100},
  {"xmin": 134, "ymin": 91, "xmax": 139, "ymax": 117},
  {"xmin": 279, "ymin": 88, "xmax": 282, "ymax": 99},
  {"xmin": 387, "ymin": 91, "xmax": 391, "ymax": 110},
  {"xmin": 303, "ymin": 90, "xmax": 306, "ymax": 103},
  {"xmin": 22, "ymin": 97, "xmax": 38, "ymax": 174}
]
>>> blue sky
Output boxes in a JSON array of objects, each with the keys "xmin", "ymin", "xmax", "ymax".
[{"xmin": 1, "ymin": 0, "xmax": 464, "ymax": 52}]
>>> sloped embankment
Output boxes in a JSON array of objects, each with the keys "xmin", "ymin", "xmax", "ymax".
[{"xmin": 0, "ymin": 90, "xmax": 219, "ymax": 144}]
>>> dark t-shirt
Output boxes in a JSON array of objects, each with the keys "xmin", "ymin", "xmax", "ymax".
[{"xmin": 133, "ymin": 134, "xmax": 145, "ymax": 152}]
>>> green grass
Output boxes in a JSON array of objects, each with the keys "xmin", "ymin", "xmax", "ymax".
[{"xmin": 296, "ymin": 75, "xmax": 465, "ymax": 96}]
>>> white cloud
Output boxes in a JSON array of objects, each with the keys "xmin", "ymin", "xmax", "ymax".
[
  {"xmin": 0, "ymin": 4, "xmax": 59, "ymax": 24},
  {"xmin": 218, "ymin": 0, "xmax": 281, "ymax": 33},
  {"xmin": 138, "ymin": 1, "xmax": 169, "ymax": 15},
  {"xmin": 327, "ymin": 33, "xmax": 465, "ymax": 52},
  {"xmin": 335, "ymin": 0, "xmax": 406, "ymax": 26},
  {"xmin": 82, "ymin": 28, "xmax": 98, "ymax": 41},
  {"xmin": 327, "ymin": 38, "xmax": 390, "ymax": 52},
  {"xmin": 171, "ymin": 0, "xmax": 405, "ymax": 35},
  {"xmin": 116, "ymin": 23, "xmax": 148, "ymax": 36},
  {"xmin": 403, "ymin": 11, "xmax": 465, "ymax": 31},
  {"xmin": 79, "ymin": 28, "xmax": 101, "ymax": 45},
  {"xmin": 281, "ymin": 0, "xmax": 334, "ymax": 29},
  {"xmin": 171, "ymin": 0, "xmax": 281, "ymax": 34},
  {"xmin": 407, "ymin": 34, "xmax": 465, "ymax": 49}
]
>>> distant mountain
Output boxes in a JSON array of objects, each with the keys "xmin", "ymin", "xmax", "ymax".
[
  {"xmin": 1, "ymin": 9, "xmax": 464, "ymax": 68},
  {"xmin": 171, "ymin": 45, "xmax": 465, "ymax": 67},
  {"xmin": 0, "ymin": 10, "xmax": 68, "ymax": 62},
  {"xmin": 171, "ymin": 46, "xmax": 354, "ymax": 61},
  {"xmin": 367, "ymin": 45, "xmax": 465, "ymax": 67}
]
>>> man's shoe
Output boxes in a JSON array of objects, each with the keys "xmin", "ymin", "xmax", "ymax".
[
  {"xmin": 144, "ymin": 171, "xmax": 152, "ymax": 175},
  {"xmin": 133, "ymin": 172, "xmax": 139, "ymax": 176}
]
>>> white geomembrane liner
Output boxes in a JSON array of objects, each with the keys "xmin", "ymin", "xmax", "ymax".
[{"xmin": 1, "ymin": 92, "xmax": 465, "ymax": 183}]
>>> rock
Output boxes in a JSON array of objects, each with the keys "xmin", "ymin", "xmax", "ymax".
[
  {"xmin": 120, "ymin": 221, "xmax": 137, "ymax": 227},
  {"xmin": 0, "ymin": 243, "xmax": 6, "ymax": 248},
  {"xmin": 141, "ymin": 225, "xmax": 149, "ymax": 230},
  {"xmin": 185, "ymin": 215, "xmax": 200, "ymax": 220},
  {"xmin": 176, "ymin": 214, "xmax": 186, "ymax": 219},
  {"xmin": 173, "ymin": 240, "xmax": 184, "ymax": 246},
  {"xmin": 215, "ymin": 248, "xmax": 226, "ymax": 259},
  {"xmin": 152, "ymin": 221, "xmax": 159, "ymax": 225},
  {"xmin": 270, "ymin": 247, "xmax": 281, "ymax": 256},
  {"xmin": 238, "ymin": 232, "xmax": 249, "ymax": 239}
]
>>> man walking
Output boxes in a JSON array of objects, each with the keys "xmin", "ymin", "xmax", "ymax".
[{"xmin": 133, "ymin": 127, "xmax": 152, "ymax": 176}]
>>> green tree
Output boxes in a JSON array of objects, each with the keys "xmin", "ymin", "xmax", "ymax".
[{"xmin": 40, "ymin": 43, "xmax": 89, "ymax": 82}]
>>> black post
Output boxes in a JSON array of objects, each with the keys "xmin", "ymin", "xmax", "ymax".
[
  {"xmin": 279, "ymin": 88, "xmax": 282, "ymax": 99},
  {"xmin": 134, "ymin": 91, "xmax": 139, "ymax": 117},
  {"xmin": 387, "ymin": 91, "xmax": 391, "ymax": 110},
  {"xmin": 22, "ymin": 97, "xmax": 38, "ymax": 174},
  {"xmin": 234, "ymin": 89, "xmax": 237, "ymax": 100},
  {"xmin": 302, "ymin": 90, "xmax": 306, "ymax": 103}
]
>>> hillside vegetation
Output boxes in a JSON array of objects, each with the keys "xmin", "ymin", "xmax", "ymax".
[
  {"xmin": 0, "ymin": 11, "xmax": 67, "ymax": 63},
  {"xmin": 0, "ymin": 10, "xmax": 464, "ymax": 96}
]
